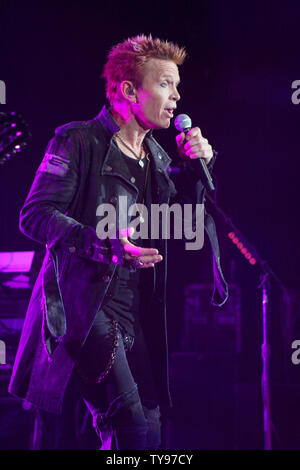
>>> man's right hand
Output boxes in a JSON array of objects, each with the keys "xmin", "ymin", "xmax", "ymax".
[{"xmin": 120, "ymin": 227, "xmax": 163, "ymax": 269}]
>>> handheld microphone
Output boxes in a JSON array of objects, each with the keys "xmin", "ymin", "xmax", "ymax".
[{"xmin": 174, "ymin": 113, "xmax": 215, "ymax": 191}]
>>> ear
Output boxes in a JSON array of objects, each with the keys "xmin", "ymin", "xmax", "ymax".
[{"xmin": 120, "ymin": 81, "xmax": 137, "ymax": 103}]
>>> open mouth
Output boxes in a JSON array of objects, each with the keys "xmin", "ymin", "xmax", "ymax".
[{"xmin": 164, "ymin": 108, "xmax": 174, "ymax": 118}]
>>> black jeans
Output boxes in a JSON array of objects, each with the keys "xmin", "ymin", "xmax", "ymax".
[{"xmin": 75, "ymin": 309, "xmax": 161, "ymax": 450}]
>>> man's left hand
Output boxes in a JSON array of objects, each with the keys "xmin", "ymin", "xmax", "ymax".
[{"xmin": 176, "ymin": 127, "xmax": 213, "ymax": 165}]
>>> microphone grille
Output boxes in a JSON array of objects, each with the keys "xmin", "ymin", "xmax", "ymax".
[{"xmin": 174, "ymin": 114, "xmax": 192, "ymax": 132}]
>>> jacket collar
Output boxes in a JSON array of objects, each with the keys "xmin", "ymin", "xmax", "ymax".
[
  {"xmin": 95, "ymin": 103, "xmax": 120, "ymax": 138},
  {"xmin": 96, "ymin": 104, "xmax": 173, "ymax": 177},
  {"xmin": 144, "ymin": 134, "xmax": 172, "ymax": 172}
]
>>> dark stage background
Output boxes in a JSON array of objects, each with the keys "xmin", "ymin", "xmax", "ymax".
[{"xmin": 0, "ymin": 0, "xmax": 300, "ymax": 450}]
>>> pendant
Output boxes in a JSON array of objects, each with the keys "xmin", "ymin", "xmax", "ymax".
[
  {"xmin": 139, "ymin": 159, "xmax": 144, "ymax": 168},
  {"xmin": 140, "ymin": 215, "xmax": 145, "ymax": 223}
]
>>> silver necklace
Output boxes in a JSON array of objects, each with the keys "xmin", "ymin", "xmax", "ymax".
[{"xmin": 115, "ymin": 132, "xmax": 148, "ymax": 168}]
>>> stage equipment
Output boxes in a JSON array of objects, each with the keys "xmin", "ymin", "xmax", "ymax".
[
  {"xmin": 0, "ymin": 111, "xmax": 30, "ymax": 165},
  {"xmin": 0, "ymin": 251, "xmax": 36, "ymax": 449},
  {"xmin": 182, "ymin": 283, "xmax": 241, "ymax": 355},
  {"xmin": 205, "ymin": 191, "xmax": 289, "ymax": 450}
]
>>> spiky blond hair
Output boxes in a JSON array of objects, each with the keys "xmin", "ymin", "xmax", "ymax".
[{"xmin": 102, "ymin": 34, "xmax": 186, "ymax": 104}]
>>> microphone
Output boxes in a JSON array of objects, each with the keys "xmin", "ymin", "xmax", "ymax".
[{"xmin": 174, "ymin": 113, "xmax": 215, "ymax": 191}]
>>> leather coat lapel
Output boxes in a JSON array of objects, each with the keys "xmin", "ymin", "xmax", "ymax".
[
  {"xmin": 146, "ymin": 135, "xmax": 177, "ymax": 201},
  {"xmin": 96, "ymin": 105, "xmax": 177, "ymax": 200},
  {"xmin": 101, "ymin": 141, "xmax": 137, "ymax": 188}
]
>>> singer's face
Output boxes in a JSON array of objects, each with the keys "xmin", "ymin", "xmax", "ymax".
[{"xmin": 133, "ymin": 58, "xmax": 181, "ymax": 129}]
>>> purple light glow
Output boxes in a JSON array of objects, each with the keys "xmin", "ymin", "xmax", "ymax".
[
  {"xmin": 0, "ymin": 251, "xmax": 35, "ymax": 272},
  {"xmin": 3, "ymin": 274, "xmax": 32, "ymax": 289}
]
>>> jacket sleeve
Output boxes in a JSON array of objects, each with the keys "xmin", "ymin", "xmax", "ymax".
[
  {"xmin": 19, "ymin": 127, "xmax": 123, "ymax": 265},
  {"xmin": 169, "ymin": 152, "xmax": 229, "ymax": 307},
  {"xmin": 168, "ymin": 153, "xmax": 218, "ymax": 240},
  {"xmin": 170, "ymin": 150, "xmax": 218, "ymax": 206}
]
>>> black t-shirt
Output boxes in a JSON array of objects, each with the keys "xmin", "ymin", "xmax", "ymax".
[{"xmin": 101, "ymin": 151, "xmax": 154, "ymax": 337}]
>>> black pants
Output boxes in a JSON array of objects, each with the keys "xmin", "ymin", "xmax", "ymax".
[{"xmin": 75, "ymin": 309, "xmax": 161, "ymax": 450}]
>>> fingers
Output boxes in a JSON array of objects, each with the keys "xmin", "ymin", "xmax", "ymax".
[
  {"xmin": 184, "ymin": 143, "xmax": 213, "ymax": 160},
  {"xmin": 124, "ymin": 242, "xmax": 159, "ymax": 258},
  {"xmin": 120, "ymin": 227, "xmax": 158, "ymax": 256},
  {"xmin": 131, "ymin": 254, "xmax": 163, "ymax": 269},
  {"xmin": 184, "ymin": 140, "xmax": 210, "ymax": 153},
  {"xmin": 125, "ymin": 250, "xmax": 163, "ymax": 264},
  {"xmin": 183, "ymin": 127, "xmax": 213, "ymax": 162},
  {"xmin": 140, "ymin": 254, "xmax": 163, "ymax": 264},
  {"xmin": 184, "ymin": 136, "xmax": 208, "ymax": 149},
  {"xmin": 186, "ymin": 127, "xmax": 203, "ymax": 140},
  {"xmin": 184, "ymin": 128, "xmax": 206, "ymax": 150},
  {"xmin": 120, "ymin": 226, "xmax": 162, "ymax": 269},
  {"xmin": 176, "ymin": 132, "xmax": 185, "ymax": 146}
]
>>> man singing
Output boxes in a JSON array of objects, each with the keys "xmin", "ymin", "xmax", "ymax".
[{"xmin": 9, "ymin": 34, "xmax": 228, "ymax": 450}]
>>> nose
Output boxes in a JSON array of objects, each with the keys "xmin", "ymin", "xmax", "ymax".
[{"xmin": 170, "ymin": 86, "xmax": 180, "ymax": 102}]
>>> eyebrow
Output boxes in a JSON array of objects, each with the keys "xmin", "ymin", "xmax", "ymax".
[{"xmin": 160, "ymin": 75, "xmax": 181, "ymax": 85}]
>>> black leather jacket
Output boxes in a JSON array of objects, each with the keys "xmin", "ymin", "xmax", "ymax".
[{"xmin": 9, "ymin": 105, "xmax": 228, "ymax": 414}]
